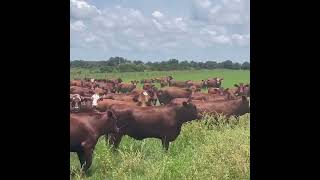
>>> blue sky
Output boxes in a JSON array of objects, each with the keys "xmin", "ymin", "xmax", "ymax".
[{"xmin": 70, "ymin": 0, "xmax": 250, "ymax": 62}]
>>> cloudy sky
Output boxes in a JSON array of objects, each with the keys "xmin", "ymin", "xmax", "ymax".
[{"xmin": 70, "ymin": 0, "xmax": 250, "ymax": 62}]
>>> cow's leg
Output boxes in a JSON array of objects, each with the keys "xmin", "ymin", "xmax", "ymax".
[
  {"xmin": 161, "ymin": 136, "xmax": 170, "ymax": 151},
  {"xmin": 107, "ymin": 133, "xmax": 123, "ymax": 149},
  {"xmin": 81, "ymin": 146, "xmax": 94, "ymax": 173},
  {"xmin": 113, "ymin": 134, "xmax": 123, "ymax": 149},
  {"xmin": 106, "ymin": 133, "xmax": 116, "ymax": 147},
  {"xmin": 76, "ymin": 150, "xmax": 85, "ymax": 170}
]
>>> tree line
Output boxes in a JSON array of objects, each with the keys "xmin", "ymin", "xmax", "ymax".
[{"xmin": 70, "ymin": 57, "xmax": 250, "ymax": 73}]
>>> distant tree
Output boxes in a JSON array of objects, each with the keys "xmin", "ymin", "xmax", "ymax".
[
  {"xmin": 222, "ymin": 60, "xmax": 234, "ymax": 69},
  {"xmin": 232, "ymin": 62, "xmax": 241, "ymax": 70},
  {"xmin": 241, "ymin": 62, "xmax": 250, "ymax": 70}
]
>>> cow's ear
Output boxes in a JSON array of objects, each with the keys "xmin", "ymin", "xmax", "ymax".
[
  {"xmin": 220, "ymin": 78, "xmax": 224, "ymax": 81},
  {"xmin": 234, "ymin": 84, "xmax": 239, "ymax": 87}
]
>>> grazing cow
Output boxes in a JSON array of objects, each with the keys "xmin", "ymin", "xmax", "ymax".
[
  {"xmin": 234, "ymin": 83, "xmax": 250, "ymax": 97},
  {"xmin": 107, "ymin": 101, "xmax": 199, "ymax": 150},
  {"xmin": 117, "ymin": 81, "xmax": 137, "ymax": 94},
  {"xmin": 70, "ymin": 86, "xmax": 95, "ymax": 97},
  {"xmin": 156, "ymin": 87, "xmax": 192, "ymax": 105},
  {"xmin": 70, "ymin": 110, "xmax": 119, "ymax": 172},
  {"xmin": 206, "ymin": 78, "xmax": 224, "ymax": 88}
]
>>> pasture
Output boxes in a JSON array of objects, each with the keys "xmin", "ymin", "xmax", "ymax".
[
  {"xmin": 70, "ymin": 69, "xmax": 249, "ymax": 88},
  {"xmin": 70, "ymin": 69, "xmax": 250, "ymax": 179}
]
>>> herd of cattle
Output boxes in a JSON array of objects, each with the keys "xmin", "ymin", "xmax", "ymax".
[{"xmin": 70, "ymin": 76, "xmax": 250, "ymax": 172}]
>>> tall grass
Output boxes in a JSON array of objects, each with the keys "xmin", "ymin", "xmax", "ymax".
[{"xmin": 70, "ymin": 114, "xmax": 250, "ymax": 180}]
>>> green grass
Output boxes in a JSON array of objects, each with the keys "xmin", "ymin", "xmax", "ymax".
[
  {"xmin": 70, "ymin": 114, "xmax": 250, "ymax": 180},
  {"xmin": 70, "ymin": 69, "xmax": 249, "ymax": 88},
  {"xmin": 70, "ymin": 69, "xmax": 250, "ymax": 179}
]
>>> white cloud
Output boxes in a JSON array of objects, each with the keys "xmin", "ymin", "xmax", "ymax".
[
  {"xmin": 152, "ymin": 11, "xmax": 164, "ymax": 19},
  {"xmin": 70, "ymin": 0, "xmax": 101, "ymax": 20},
  {"xmin": 70, "ymin": 0, "xmax": 250, "ymax": 54},
  {"xmin": 70, "ymin": 20, "xmax": 86, "ymax": 31},
  {"xmin": 193, "ymin": 0, "xmax": 250, "ymax": 25},
  {"xmin": 196, "ymin": 0, "xmax": 212, "ymax": 8}
]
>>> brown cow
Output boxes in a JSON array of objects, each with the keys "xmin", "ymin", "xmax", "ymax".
[
  {"xmin": 102, "ymin": 93, "xmax": 137, "ymax": 102},
  {"xmin": 70, "ymin": 80, "xmax": 83, "ymax": 87},
  {"xmin": 169, "ymin": 80, "xmax": 188, "ymax": 88},
  {"xmin": 96, "ymin": 92, "xmax": 153, "ymax": 112},
  {"xmin": 142, "ymin": 83, "xmax": 155, "ymax": 90},
  {"xmin": 70, "ymin": 95, "xmax": 94, "ymax": 113},
  {"xmin": 186, "ymin": 80, "xmax": 207, "ymax": 89},
  {"xmin": 160, "ymin": 79, "xmax": 169, "ymax": 87},
  {"xmin": 169, "ymin": 96, "xmax": 249, "ymax": 118},
  {"xmin": 117, "ymin": 81, "xmax": 137, "ymax": 94},
  {"xmin": 234, "ymin": 83, "xmax": 250, "ymax": 97},
  {"xmin": 141, "ymin": 79, "xmax": 155, "ymax": 83},
  {"xmin": 70, "ymin": 94, "xmax": 82, "ymax": 112},
  {"xmin": 107, "ymin": 101, "xmax": 199, "ymax": 150},
  {"xmin": 70, "ymin": 110, "xmax": 119, "ymax": 172},
  {"xmin": 189, "ymin": 85, "xmax": 201, "ymax": 94},
  {"xmin": 131, "ymin": 88, "xmax": 144, "ymax": 96},
  {"xmin": 206, "ymin": 78, "xmax": 224, "ymax": 88},
  {"xmin": 155, "ymin": 76, "xmax": 173, "ymax": 83},
  {"xmin": 107, "ymin": 78, "xmax": 123, "ymax": 84},
  {"xmin": 93, "ymin": 87, "xmax": 107, "ymax": 96},
  {"xmin": 70, "ymin": 86, "xmax": 94, "ymax": 97},
  {"xmin": 208, "ymin": 87, "xmax": 224, "ymax": 95},
  {"xmin": 156, "ymin": 87, "xmax": 192, "ymax": 105}
]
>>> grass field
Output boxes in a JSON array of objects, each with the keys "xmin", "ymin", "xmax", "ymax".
[
  {"xmin": 70, "ymin": 69, "xmax": 250, "ymax": 180},
  {"xmin": 70, "ymin": 69, "xmax": 249, "ymax": 88}
]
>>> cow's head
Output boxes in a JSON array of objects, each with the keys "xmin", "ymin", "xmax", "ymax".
[
  {"xmin": 215, "ymin": 77, "xmax": 223, "ymax": 87},
  {"xmin": 70, "ymin": 94, "xmax": 82, "ymax": 112},
  {"xmin": 234, "ymin": 83, "xmax": 249, "ymax": 96},
  {"xmin": 131, "ymin": 81, "xmax": 138, "ymax": 86},
  {"xmin": 181, "ymin": 101, "xmax": 199, "ymax": 120},
  {"xmin": 102, "ymin": 109, "xmax": 120, "ymax": 134},
  {"xmin": 137, "ymin": 90, "xmax": 153, "ymax": 107}
]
